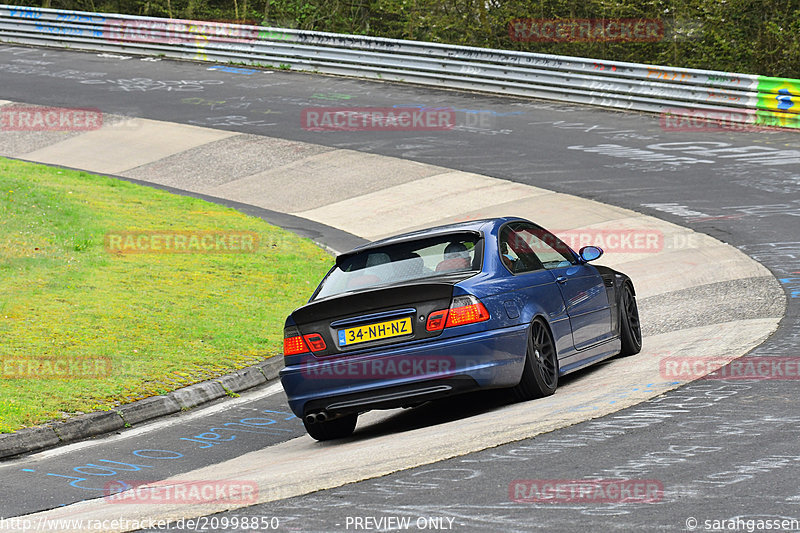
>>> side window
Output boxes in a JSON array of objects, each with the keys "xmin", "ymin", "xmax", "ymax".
[
  {"xmin": 499, "ymin": 224, "xmax": 543, "ymax": 274},
  {"xmin": 521, "ymin": 225, "xmax": 577, "ymax": 269},
  {"xmin": 499, "ymin": 223, "xmax": 576, "ymax": 274}
]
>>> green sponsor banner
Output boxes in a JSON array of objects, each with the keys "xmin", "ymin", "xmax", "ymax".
[
  {"xmin": 757, "ymin": 76, "xmax": 800, "ymax": 114},
  {"xmin": 755, "ymin": 109, "xmax": 800, "ymax": 129}
]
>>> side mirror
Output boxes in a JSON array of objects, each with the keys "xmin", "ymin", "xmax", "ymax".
[{"xmin": 579, "ymin": 246, "xmax": 603, "ymax": 263}]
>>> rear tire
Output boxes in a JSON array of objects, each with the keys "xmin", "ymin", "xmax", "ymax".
[
  {"xmin": 619, "ymin": 283, "xmax": 642, "ymax": 356},
  {"xmin": 303, "ymin": 413, "xmax": 358, "ymax": 441},
  {"xmin": 511, "ymin": 318, "xmax": 558, "ymax": 401}
]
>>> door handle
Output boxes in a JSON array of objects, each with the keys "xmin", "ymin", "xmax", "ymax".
[{"xmin": 556, "ymin": 276, "xmax": 567, "ymax": 284}]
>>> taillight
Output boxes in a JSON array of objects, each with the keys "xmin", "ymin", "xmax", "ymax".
[
  {"xmin": 426, "ymin": 309, "xmax": 449, "ymax": 331},
  {"xmin": 283, "ymin": 327, "xmax": 309, "ymax": 356},
  {"xmin": 428, "ymin": 295, "xmax": 490, "ymax": 332},
  {"xmin": 445, "ymin": 295, "xmax": 490, "ymax": 327},
  {"xmin": 303, "ymin": 333, "xmax": 327, "ymax": 351}
]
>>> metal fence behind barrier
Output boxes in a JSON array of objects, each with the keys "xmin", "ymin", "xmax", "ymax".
[{"xmin": 1, "ymin": 4, "xmax": 798, "ymax": 129}]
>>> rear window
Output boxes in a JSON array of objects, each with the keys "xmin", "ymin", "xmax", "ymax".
[{"xmin": 312, "ymin": 232, "xmax": 483, "ymax": 300}]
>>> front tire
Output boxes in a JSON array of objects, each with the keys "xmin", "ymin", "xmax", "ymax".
[
  {"xmin": 511, "ymin": 318, "xmax": 558, "ymax": 401},
  {"xmin": 303, "ymin": 413, "xmax": 358, "ymax": 441},
  {"xmin": 619, "ymin": 283, "xmax": 642, "ymax": 356}
]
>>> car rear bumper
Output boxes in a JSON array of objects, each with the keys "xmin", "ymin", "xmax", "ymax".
[{"xmin": 280, "ymin": 324, "xmax": 529, "ymax": 417}]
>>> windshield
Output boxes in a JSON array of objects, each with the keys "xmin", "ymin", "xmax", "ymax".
[{"xmin": 312, "ymin": 232, "xmax": 483, "ymax": 300}]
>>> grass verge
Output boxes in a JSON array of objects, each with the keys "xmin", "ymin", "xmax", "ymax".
[{"xmin": 0, "ymin": 157, "xmax": 332, "ymax": 433}]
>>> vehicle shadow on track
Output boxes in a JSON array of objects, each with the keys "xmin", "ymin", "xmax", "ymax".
[{"xmin": 343, "ymin": 364, "xmax": 609, "ymax": 441}]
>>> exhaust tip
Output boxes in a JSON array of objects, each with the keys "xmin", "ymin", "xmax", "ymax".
[{"xmin": 305, "ymin": 411, "xmax": 329, "ymax": 424}]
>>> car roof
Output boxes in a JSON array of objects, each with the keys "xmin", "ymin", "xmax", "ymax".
[{"xmin": 337, "ymin": 217, "xmax": 527, "ymax": 261}]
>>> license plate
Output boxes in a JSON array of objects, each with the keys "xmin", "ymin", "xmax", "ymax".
[{"xmin": 338, "ymin": 317, "xmax": 413, "ymax": 347}]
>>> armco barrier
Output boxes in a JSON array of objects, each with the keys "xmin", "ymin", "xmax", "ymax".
[{"xmin": 0, "ymin": 5, "xmax": 798, "ymax": 129}]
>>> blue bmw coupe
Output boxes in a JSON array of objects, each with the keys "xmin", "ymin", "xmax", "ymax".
[{"xmin": 280, "ymin": 217, "xmax": 641, "ymax": 440}]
